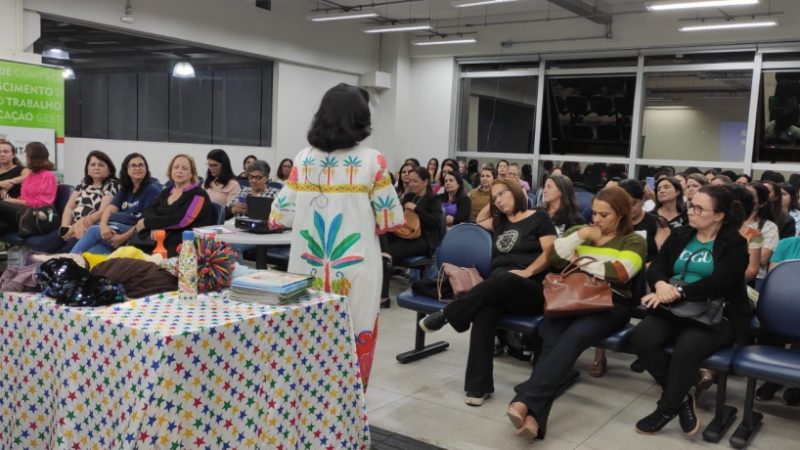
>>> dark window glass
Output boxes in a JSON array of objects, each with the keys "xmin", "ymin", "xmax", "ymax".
[
  {"xmin": 79, "ymin": 73, "xmax": 108, "ymax": 139},
  {"xmin": 458, "ymin": 76, "xmax": 538, "ymax": 153},
  {"xmin": 213, "ymin": 68, "xmax": 261, "ymax": 146},
  {"xmin": 645, "ymin": 52, "xmax": 754, "ymax": 66},
  {"xmin": 763, "ymin": 52, "xmax": 800, "ymax": 63},
  {"xmin": 546, "ymin": 57, "xmax": 637, "ymax": 69},
  {"xmin": 108, "ymin": 73, "xmax": 137, "ymax": 140},
  {"xmin": 64, "ymin": 79, "xmax": 80, "ymax": 137},
  {"xmin": 460, "ymin": 61, "xmax": 539, "ymax": 72},
  {"xmin": 540, "ymin": 75, "xmax": 635, "ymax": 157},
  {"xmin": 138, "ymin": 72, "xmax": 169, "ymax": 142},
  {"xmin": 754, "ymin": 71, "xmax": 800, "ymax": 162},
  {"xmin": 169, "ymin": 72, "xmax": 213, "ymax": 144},
  {"xmin": 260, "ymin": 66, "xmax": 273, "ymax": 147}
]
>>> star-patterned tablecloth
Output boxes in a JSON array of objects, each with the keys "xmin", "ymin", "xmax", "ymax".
[{"xmin": 0, "ymin": 290, "xmax": 369, "ymax": 450}]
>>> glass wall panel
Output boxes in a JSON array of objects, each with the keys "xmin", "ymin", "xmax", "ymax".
[
  {"xmin": 645, "ymin": 52, "xmax": 754, "ymax": 66},
  {"xmin": 458, "ymin": 76, "xmax": 538, "ymax": 153},
  {"xmin": 753, "ymin": 70, "xmax": 800, "ymax": 162},
  {"xmin": 540, "ymin": 75, "xmax": 635, "ymax": 157},
  {"xmin": 640, "ymin": 71, "xmax": 752, "ymax": 162}
]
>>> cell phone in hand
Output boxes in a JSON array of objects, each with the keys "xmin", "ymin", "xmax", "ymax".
[{"xmin": 646, "ymin": 176, "xmax": 655, "ymax": 191}]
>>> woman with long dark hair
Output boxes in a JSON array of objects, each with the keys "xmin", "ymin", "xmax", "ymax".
[
  {"xmin": 541, "ymin": 174, "xmax": 584, "ymax": 236},
  {"xmin": 763, "ymin": 180, "xmax": 796, "ymax": 238},
  {"xmin": 203, "ymin": 148, "xmax": 240, "ymax": 206},
  {"xmin": 629, "ymin": 185, "xmax": 749, "ymax": 436},
  {"xmin": 269, "ymin": 83, "xmax": 403, "ymax": 389},
  {"xmin": 655, "ymin": 177, "xmax": 687, "ymax": 229},
  {"xmin": 0, "ymin": 142, "xmax": 57, "ymax": 232},
  {"xmin": 0, "ymin": 140, "xmax": 24, "ymax": 200},
  {"xmin": 779, "ymin": 181, "xmax": 800, "ymax": 236},
  {"xmin": 746, "ymin": 182, "xmax": 780, "ymax": 288},
  {"xmin": 72, "ymin": 153, "xmax": 161, "ymax": 254},
  {"xmin": 395, "ymin": 160, "xmax": 417, "ymax": 197},
  {"xmin": 438, "ymin": 170, "xmax": 471, "ymax": 227},
  {"xmin": 276, "ymin": 158, "xmax": 293, "ymax": 182}
]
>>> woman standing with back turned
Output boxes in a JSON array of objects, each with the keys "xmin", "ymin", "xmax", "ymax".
[{"xmin": 269, "ymin": 83, "xmax": 404, "ymax": 389}]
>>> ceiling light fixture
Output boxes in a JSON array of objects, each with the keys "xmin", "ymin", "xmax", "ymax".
[
  {"xmin": 42, "ymin": 47, "xmax": 70, "ymax": 60},
  {"xmin": 307, "ymin": 10, "xmax": 379, "ymax": 22},
  {"xmin": 679, "ymin": 19, "xmax": 776, "ymax": 31},
  {"xmin": 172, "ymin": 60, "xmax": 195, "ymax": 78},
  {"xmin": 647, "ymin": 0, "xmax": 758, "ymax": 11},
  {"xmin": 412, "ymin": 37, "xmax": 477, "ymax": 46},
  {"xmin": 62, "ymin": 67, "xmax": 76, "ymax": 80},
  {"xmin": 363, "ymin": 23, "xmax": 432, "ymax": 33},
  {"xmin": 452, "ymin": 0, "xmax": 519, "ymax": 8}
]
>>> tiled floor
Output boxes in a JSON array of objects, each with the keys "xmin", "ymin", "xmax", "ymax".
[{"xmin": 366, "ymin": 276, "xmax": 800, "ymax": 449}]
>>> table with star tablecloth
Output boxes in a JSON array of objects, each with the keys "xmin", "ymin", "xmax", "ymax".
[{"xmin": 0, "ymin": 290, "xmax": 369, "ymax": 450}]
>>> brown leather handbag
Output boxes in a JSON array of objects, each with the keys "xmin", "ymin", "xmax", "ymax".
[
  {"xmin": 393, "ymin": 208, "xmax": 421, "ymax": 239},
  {"xmin": 543, "ymin": 256, "xmax": 613, "ymax": 318}
]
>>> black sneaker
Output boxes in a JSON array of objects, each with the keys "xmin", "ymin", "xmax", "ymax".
[
  {"xmin": 465, "ymin": 391, "xmax": 489, "ymax": 406},
  {"xmin": 418, "ymin": 311, "xmax": 447, "ymax": 333},
  {"xmin": 678, "ymin": 395, "xmax": 700, "ymax": 435},
  {"xmin": 783, "ymin": 387, "xmax": 800, "ymax": 406},
  {"xmin": 755, "ymin": 381, "xmax": 782, "ymax": 401},
  {"xmin": 630, "ymin": 359, "xmax": 645, "ymax": 373},
  {"xmin": 635, "ymin": 409, "xmax": 676, "ymax": 434}
]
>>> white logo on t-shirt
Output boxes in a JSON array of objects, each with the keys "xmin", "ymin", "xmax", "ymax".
[{"xmin": 496, "ymin": 230, "xmax": 519, "ymax": 253}]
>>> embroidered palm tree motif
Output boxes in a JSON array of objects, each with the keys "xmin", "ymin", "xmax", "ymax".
[
  {"xmin": 301, "ymin": 155, "xmax": 315, "ymax": 182},
  {"xmin": 268, "ymin": 195, "xmax": 294, "ymax": 227},
  {"xmin": 372, "ymin": 196, "xmax": 397, "ymax": 229},
  {"xmin": 320, "ymin": 156, "xmax": 339, "ymax": 185},
  {"xmin": 343, "ymin": 155, "xmax": 362, "ymax": 185},
  {"xmin": 300, "ymin": 211, "xmax": 363, "ymax": 292}
]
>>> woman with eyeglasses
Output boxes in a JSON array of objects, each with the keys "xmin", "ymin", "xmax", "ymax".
[
  {"xmin": 71, "ymin": 153, "xmax": 161, "ymax": 255},
  {"xmin": 419, "ymin": 178, "xmax": 556, "ymax": 408},
  {"xmin": 629, "ymin": 185, "xmax": 750, "ymax": 436},
  {"xmin": 504, "ymin": 186, "xmax": 645, "ymax": 441},
  {"xmin": 655, "ymin": 177, "xmax": 688, "ymax": 230},
  {"xmin": 226, "ymin": 160, "xmax": 279, "ymax": 219},
  {"xmin": 203, "ymin": 149, "xmax": 241, "ymax": 206},
  {"xmin": 438, "ymin": 170, "xmax": 471, "ymax": 227},
  {"xmin": 269, "ymin": 84, "xmax": 404, "ymax": 389},
  {"xmin": 395, "ymin": 160, "xmax": 417, "ymax": 197}
]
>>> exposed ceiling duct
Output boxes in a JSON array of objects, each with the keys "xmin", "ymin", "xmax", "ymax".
[{"xmin": 545, "ymin": 0, "xmax": 612, "ymax": 25}]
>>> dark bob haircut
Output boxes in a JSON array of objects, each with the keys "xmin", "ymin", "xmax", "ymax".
[
  {"xmin": 307, "ymin": 83, "xmax": 371, "ymax": 152},
  {"xmin": 24, "ymin": 142, "xmax": 54, "ymax": 173},
  {"xmin": 119, "ymin": 153, "xmax": 153, "ymax": 193}
]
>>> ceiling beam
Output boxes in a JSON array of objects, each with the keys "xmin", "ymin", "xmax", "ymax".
[{"xmin": 546, "ymin": 0, "xmax": 612, "ymax": 25}]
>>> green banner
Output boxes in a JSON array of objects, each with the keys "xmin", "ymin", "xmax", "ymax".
[{"xmin": 0, "ymin": 60, "xmax": 64, "ymax": 138}]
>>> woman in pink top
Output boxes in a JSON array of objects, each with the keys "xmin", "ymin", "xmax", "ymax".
[{"xmin": 0, "ymin": 142, "xmax": 57, "ymax": 232}]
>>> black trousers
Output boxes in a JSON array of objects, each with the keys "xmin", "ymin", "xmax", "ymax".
[
  {"xmin": 380, "ymin": 234, "xmax": 430, "ymax": 298},
  {"xmin": 512, "ymin": 300, "xmax": 630, "ymax": 438},
  {"xmin": 629, "ymin": 314, "xmax": 735, "ymax": 415},
  {"xmin": 443, "ymin": 272, "xmax": 545, "ymax": 394},
  {"xmin": 0, "ymin": 200, "xmax": 23, "ymax": 232}
]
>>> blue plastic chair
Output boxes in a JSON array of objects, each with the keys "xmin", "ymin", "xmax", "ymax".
[
  {"xmin": 575, "ymin": 190, "xmax": 594, "ymax": 224},
  {"xmin": 395, "ymin": 223, "xmax": 492, "ymax": 363},
  {"xmin": 730, "ymin": 260, "xmax": 800, "ymax": 448}
]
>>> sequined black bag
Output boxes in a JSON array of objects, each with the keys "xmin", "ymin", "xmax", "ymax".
[{"xmin": 36, "ymin": 258, "xmax": 126, "ymax": 307}]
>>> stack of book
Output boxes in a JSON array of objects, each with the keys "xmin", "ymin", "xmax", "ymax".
[{"xmin": 230, "ymin": 270, "xmax": 313, "ymax": 305}]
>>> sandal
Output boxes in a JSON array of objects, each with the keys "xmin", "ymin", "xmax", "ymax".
[{"xmin": 589, "ymin": 357, "xmax": 607, "ymax": 378}]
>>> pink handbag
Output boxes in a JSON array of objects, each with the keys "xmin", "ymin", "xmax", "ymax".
[{"xmin": 436, "ymin": 262, "xmax": 483, "ymax": 301}]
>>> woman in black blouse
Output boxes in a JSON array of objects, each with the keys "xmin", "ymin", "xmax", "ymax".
[
  {"xmin": 419, "ymin": 178, "xmax": 556, "ymax": 407},
  {"xmin": 541, "ymin": 174, "xmax": 584, "ymax": 236},
  {"xmin": 438, "ymin": 170, "xmax": 471, "ymax": 227},
  {"xmin": 655, "ymin": 177, "xmax": 688, "ymax": 229},
  {"xmin": 380, "ymin": 166, "xmax": 443, "ymax": 307},
  {"xmin": 0, "ymin": 140, "xmax": 24, "ymax": 200}
]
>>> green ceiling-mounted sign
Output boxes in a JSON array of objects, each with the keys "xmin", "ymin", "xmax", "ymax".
[{"xmin": 0, "ymin": 60, "xmax": 64, "ymax": 138}]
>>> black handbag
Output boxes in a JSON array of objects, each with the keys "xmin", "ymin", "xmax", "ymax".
[
  {"xmin": 655, "ymin": 248, "xmax": 725, "ymax": 329},
  {"xmin": 16, "ymin": 205, "xmax": 59, "ymax": 238}
]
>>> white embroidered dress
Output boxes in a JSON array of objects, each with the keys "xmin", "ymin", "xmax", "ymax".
[{"xmin": 269, "ymin": 145, "xmax": 404, "ymax": 387}]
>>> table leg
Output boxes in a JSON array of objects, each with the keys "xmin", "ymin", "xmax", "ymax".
[{"xmin": 256, "ymin": 244, "xmax": 267, "ymax": 269}]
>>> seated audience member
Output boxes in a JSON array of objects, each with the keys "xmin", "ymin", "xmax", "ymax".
[
  {"xmin": 237, "ymin": 154, "xmax": 257, "ymax": 180},
  {"xmin": 763, "ymin": 180, "xmax": 796, "ymax": 239},
  {"xmin": 426, "ymin": 157, "xmax": 439, "ymax": 186},
  {"xmin": 541, "ymin": 174, "xmax": 584, "ymax": 237},
  {"xmin": 779, "ymin": 182, "xmax": 800, "ymax": 236},
  {"xmin": 630, "ymin": 185, "xmax": 750, "ymax": 436},
  {"xmin": 71, "ymin": 153, "xmax": 161, "ymax": 255},
  {"xmin": 438, "ymin": 170, "xmax": 471, "ymax": 227},
  {"xmin": 48, "ymin": 150, "xmax": 119, "ymax": 252},
  {"xmin": 0, "ymin": 142, "xmax": 57, "ymax": 232},
  {"xmin": 135, "ymin": 154, "xmax": 214, "ymax": 256},
  {"xmin": 507, "ymin": 163, "xmax": 530, "ymax": 192},
  {"xmin": 506, "ymin": 187, "xmax": 646, "ymax": 441},
  {"xmin": 276, "ymin": 157, "xmax": 293, "ymax": 183},
  {"xmin": 674, "ymin": 173, "xmax": 687, "ymax": 193},
  {"xmin": 469, "ymin": 166, "xmax": 495, "ymax": 222},
  {"xmin": 419, "ymin": 179, "xmax": 556, "ymax": 406},
  {"xmin": 722, "ymin": 183, "xmax": 762, "ymax": 285},
  {"xmin": 0, "ymin": 140, "xmax": 24, "ymax": 200},
  {"xmin": 203, "ymin": 148, "xmax": 241, "ymax": 206},
  {"xmin": 395, "ymin": 160, "xmax": 417, "ymax": 197},
  {"xmin": 496, "ymin": 159, "xmax": 509, "ymax": 180},
  {"xmin": 380, "ymin": 166, "xmax": 442, "ymax": 308},
  {"xmin": 704, "ymin": 169, "xmax": 719, "ymax": 183},
  {"xmin": 746, "ymin": 182, "xmax": 780, "ymax": 289},
  {"xmin": 226, "ymin": 160, "xmax": 279, "ymax": 219},
  {"xmin": 467, "ymin": 159, "xmax": 480, "ymax": 188},
  {"xmin": 754, "ymin": 235, "xmax": 800, "ymax": 404},
  {"xmin": 655, "ymin": 177, "xmax": 688, "ymax": 229},
  {"xmin": 684, "ymin": 173, "xmax": 708, "ymax": 204},
  {"xmin": 735, "ymin": 174, "xmax": 752, "ymax": 186},
  {"xmin": 711, "ymin": 175, "xmax": 731, "ymax": 186}
]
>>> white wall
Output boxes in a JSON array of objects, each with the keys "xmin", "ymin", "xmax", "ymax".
[{"xmin": 61, "ymin": 138, "xmax": 270, "ymax": 186}]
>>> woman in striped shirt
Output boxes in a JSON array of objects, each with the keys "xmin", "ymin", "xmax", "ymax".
[{"xmin": 506, "ymin": 186, "xmax": 646, "ymax": 441}]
